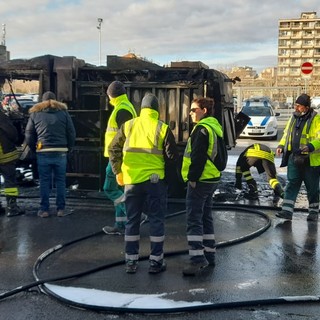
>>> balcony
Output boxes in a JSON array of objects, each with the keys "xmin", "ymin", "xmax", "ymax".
[
  {"xmin": 303, "ymin": 33, "xmax": 314, "ymax": 39},
  {"xmin": 302, "ymin": 43, "xmax": 314, "ymax": 48},
  {"xmin": 291, "ymin": 23, "xmax": 302, "ymax": 30},
  {"xmin": 279, "ymin": 23, "xmax": 290, "ymax": 29},
  {"xmin": 290, "ymin": 52, "xmax": 302, "ymax": 57},
  {"xmin": 302, "ymin": 24, "xmax": 314, "ymax": 30},
  {"xmin": 279, "ymin": 44, "xmax": 290, "ymax": 49},
  {"xmin": 301, "ymin": 52, "xmax": 314, "ymax": 58},
  {"xmin": 279, "ymin": 34, "xmax": 290, "ymax": 39}
]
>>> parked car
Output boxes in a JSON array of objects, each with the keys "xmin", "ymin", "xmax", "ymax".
[
  {"xmin": 311, "ymin": 96, "xmax": 320, "ymax": 109},
  {"xmin": 15, "ymin": 100, "xmax": 37, "ymax": 114},
  {"xmin": 239, "ymin": 99, "xmax": 280, "ymax": 140}
]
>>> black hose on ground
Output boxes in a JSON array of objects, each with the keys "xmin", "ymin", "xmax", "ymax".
[
  {"xmin": 36, "ymin": 206, "xmax": 272, "ymax": 312},
  {"xmin": 1, "ymin": 203, "xmax": 314, "ymax": 314},
  {"xmin": 0, "ymin": 205, "xmax": 268, "ymax": 303}
]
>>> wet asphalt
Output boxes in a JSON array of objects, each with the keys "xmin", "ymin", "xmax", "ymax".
[{"xmin": 1, "ymin": 164, "xmax": 320, "ymax": 320}]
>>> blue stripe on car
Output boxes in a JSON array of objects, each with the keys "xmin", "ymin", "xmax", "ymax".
[{"xmin": 261, "ymin": 116, "xmax": 270, "ymax": 126}]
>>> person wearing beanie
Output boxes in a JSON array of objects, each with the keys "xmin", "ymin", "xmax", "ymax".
[
  {"xmin": 140, "ymin": 93, "xmax": 159, "ymax": 111},
  {"xmin": 24, "ymin": 91, "xmax": 76, "ymax": 218},
  {"xmin": 102, "ymin": 81, "xmax": 138, "ymax": 235},
  {"xmin": 42, "ymin": 91, "xmax": 56, "ymax": 101},
  {"xmin": 108, "ymin": 93, "xmax": 178, "ymax": 274},
  {"xmin": 106, "ymin": 81, "xmax": 127, "ymax": 98},
  {"xmin": 276, "ymin": 93, "xmax": 320, "ymax": 221}
]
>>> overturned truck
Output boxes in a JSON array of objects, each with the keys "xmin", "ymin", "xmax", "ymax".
[{"xmin": 0, "ymin": 54, "xmax": 241, "ymax": 196}]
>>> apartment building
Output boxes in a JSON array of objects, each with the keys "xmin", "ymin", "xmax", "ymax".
[{"xmin": 277, "ymin": 11, "xmax": 320, "ymax": 91}]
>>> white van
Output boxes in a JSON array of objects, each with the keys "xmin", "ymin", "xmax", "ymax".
[{"xmin": 239, "ymin": 99, "xmax": 280, "ymax": 140}]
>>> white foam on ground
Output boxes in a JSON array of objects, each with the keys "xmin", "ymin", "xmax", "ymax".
[{"xmin": 45, "ymin": 284, "xmax": 210, "ymax": 309}]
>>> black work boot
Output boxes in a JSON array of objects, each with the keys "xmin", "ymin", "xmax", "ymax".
[
  {"xmin": 0, "ymin": 202, "xmax": 5, "ymax": 215},
  {"xmin": 244, "ymin": 181, "xmax": 258, "ymax": 200},
  {"xmin": 6, "ymin": 197, "xmax": 25, "ymax": 217}
]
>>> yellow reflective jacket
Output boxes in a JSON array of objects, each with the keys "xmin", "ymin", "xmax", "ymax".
[
  {"xmin": 121, "ymin": 108, "xmax": 168, "ymax": 184},
  {"xmin": 279, "ymin": 110, "xmax": 320, "ymax": 167},
  {"xmin": 104, "ymin": 94, "xmax": 137, "ymax": 157},
  {"xmin": 245, "ymin": 143, "xmax": 275, "ymax": 163},
  {"xmin": 181, "ymin": 116, "xmax": 222, "ymax": 182}
]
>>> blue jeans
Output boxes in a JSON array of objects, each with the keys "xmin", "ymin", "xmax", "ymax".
[{"xmin": 37, "ymin": 152, "xmax": 67, "ymax": 212}]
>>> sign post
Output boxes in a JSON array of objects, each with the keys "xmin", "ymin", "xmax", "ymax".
[{"xmin": 301, "ymin": 62, "xmax": 313, "ymax": 93}]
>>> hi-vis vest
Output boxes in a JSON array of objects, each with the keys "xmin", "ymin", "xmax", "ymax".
[
  {"xmin": 181, "ymin": 117, "xmax": 221, "ymax": 182},
  {"xmin": 280, "ymin": 111, "xmax": 320, "ymax": 167},
  {"xmin": 104, "ymin": 94, "xmax": 137, "ymax": 157},
  {"xmin": 121, "ymin": 108, "xmax": 168, "ymax": 184},
  {"xmin": 245, "ymin": 144, "xmax": 274, "ymax": 163}
]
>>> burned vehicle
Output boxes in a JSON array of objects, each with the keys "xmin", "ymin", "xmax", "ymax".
[{"xmin": 0, "ymin": 54, "xmax": 243, "ymax": 196}]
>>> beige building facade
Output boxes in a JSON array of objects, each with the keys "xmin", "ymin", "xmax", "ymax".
[{"xmin": 277, "ymin": 11, "xmax": 320, "ymax": 95}]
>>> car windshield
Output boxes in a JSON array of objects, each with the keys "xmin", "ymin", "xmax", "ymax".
[{"xmin": 242, "ymin": 106, "xmax": 272, "ymax": 117}]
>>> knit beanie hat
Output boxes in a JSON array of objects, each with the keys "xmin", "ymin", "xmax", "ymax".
[
  {"xmin": 106, "ymin": 81, "xmax": 126, "ymax": 98},
  {"xmin": 295, "ymin": 94, "xmax": 311, "ymax": 107},
  {"xmin": 141, "ymin": 94, "xmax": 159, "ymax": 111},
  {"xmin": 42, "ymin": 91, "xmax": 56, "ymax": 101}
]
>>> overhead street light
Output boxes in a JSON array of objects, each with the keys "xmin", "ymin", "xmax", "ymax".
[{"xmin": 97, "ymin": 18, "xmax": 103, "ymax": 65}]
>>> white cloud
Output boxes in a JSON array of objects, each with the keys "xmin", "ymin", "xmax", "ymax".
[{"xmin": 1, "ymin": 0, "xmax": 319, "ymax": 70}]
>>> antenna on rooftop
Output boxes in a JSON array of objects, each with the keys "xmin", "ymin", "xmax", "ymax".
[{"xmin": 1, "ymin": 23, "xmax": 6, "ymax": 46}]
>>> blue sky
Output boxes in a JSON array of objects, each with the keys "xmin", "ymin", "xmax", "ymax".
[{"xmin": 1, "ymin": 0, "xmax": 319, "ymax": 72}]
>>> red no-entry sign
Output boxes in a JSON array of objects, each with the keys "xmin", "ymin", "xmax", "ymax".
[{"xmin": 301, "ymin": 62, "xmax": 313, "ymax": 75}]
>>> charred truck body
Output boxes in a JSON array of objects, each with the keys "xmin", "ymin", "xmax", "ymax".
[{"xmin": 0, "ymin": 54, "xmax": 241, "ymax": 196}]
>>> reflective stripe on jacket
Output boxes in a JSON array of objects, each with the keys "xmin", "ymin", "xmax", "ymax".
[
  {"xmin": 104, "ymin": 94, "xmax": 137, "ymax": 157},
  {"xmin": 0, "ymin": 146, "xmax": 19, "ymax": 164},
  {"xmin": 181, "ymin": 117, "xmax": 222, "ymax": 182},
  {"xmin": 279, "ymin": 111, "xmax": 320, "ymax": 167},
  {"xmin": 245, "ymin": 143, "xmax": 275, "ymax": 163},
  {"xmin": 121, "ymin": 108, "xmax": 168, "ymax": 184}
]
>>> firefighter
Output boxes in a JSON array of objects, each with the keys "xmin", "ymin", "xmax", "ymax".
[
  {"xmin": 0, "ymin": 109, "xmax": 24, "ymax": 216},
  {"xmin": 235, "ymin": 143, "xmax": 284, "ymax": 201}
]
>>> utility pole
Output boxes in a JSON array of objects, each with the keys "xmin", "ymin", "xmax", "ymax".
[
  {"xmin": 97, "ymin": 18, "xmax": 103, "ymax": 65},
  {"xmin": 1, "ymin": 24, "xmax": 6, "ymax": 46}
]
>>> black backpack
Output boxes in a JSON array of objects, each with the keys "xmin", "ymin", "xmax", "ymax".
[{"xmin": 210, "ymin": 134, "xmax": 228, "ymax": 171}]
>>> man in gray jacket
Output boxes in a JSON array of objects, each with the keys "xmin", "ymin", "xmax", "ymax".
[{"xmin": 25, "ymin": 91, "xmax": 76, "ymax": 218}]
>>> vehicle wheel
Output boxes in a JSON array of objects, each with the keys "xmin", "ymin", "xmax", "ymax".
[{"xmin": 271, "ymin": 133, "xmax": 278, "ymax": 140}]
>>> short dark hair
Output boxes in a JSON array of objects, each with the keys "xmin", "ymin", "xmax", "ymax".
[{"xmin": 192, "ymin": 97, "xmax": 215, "ymax": 116}]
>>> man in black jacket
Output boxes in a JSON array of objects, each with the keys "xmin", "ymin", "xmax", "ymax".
[{"xmin": 0, "ymin": 109, "xmax": 24, "ymax": 216}]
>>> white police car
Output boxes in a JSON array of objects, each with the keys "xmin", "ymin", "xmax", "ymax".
[{"xmin": 239, "ymin": 99, "xmax": 280, "ymax": 140}]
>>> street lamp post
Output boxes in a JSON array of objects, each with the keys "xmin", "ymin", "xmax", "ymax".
[{"xmin": 97, "ymin": 18, "xmax": 103, "ymax": 65}]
